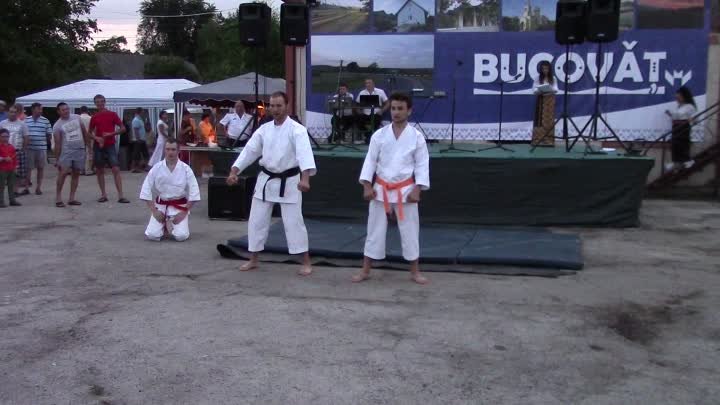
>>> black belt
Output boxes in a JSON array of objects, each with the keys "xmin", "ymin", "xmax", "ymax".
[{"xmin": 260, "ymin": 166, "xmax": 301, "ymax": 201}]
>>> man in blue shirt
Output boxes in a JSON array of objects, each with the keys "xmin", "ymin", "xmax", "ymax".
[
  {"xmin": 131, "ymin": 107, "xmax": 149, "ymax": 172},
  {"xmin": 25, "ymin": 103, "xmax": 52, "ymax": 194},
  {"xmin": 0, "ymin": 101, "xmax": 7, "ymax": 122}
]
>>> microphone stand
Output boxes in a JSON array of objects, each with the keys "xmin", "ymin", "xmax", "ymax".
[
  {"xmin": 440, "ymin": 60, "xmax": 474, "ymax": 153},
  {"xmin": 478, "ymin": 73, "xmax": 520, "ymax": 153}
]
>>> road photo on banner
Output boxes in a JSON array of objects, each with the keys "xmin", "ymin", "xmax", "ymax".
[
  {"xmin": 637, "ymin": 0, "xmax": 705, "ymax": 29},
  {"xmin": 311, "ymin": 0, "xmax": 370, "ymax": 33},
  {"xmin": 310, "ymin": 35, "xmax": 434, "ymax": 95}
]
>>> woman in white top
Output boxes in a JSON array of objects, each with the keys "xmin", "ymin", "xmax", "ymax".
[
  {"xmin": 531, "ymin": 61, "xmax": 559, "ymax": 146},
  {"xmin": 664, "ymin": 86, "xmax": 697, "ymax": 171},
  {"xmin": 149, "ymin": 110, "xmax": 169, "ymax": 167}
]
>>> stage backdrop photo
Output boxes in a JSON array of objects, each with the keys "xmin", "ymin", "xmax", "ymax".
[{"xmin": 305, "ymin": 0, "xmax": 711, "ymax": 142}]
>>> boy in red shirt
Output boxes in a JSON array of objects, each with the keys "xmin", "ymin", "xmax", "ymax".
[
  {"xmin": 0, "ymin": 128, "xmax": 21, "ymax": 207},
  {"xmin": 88, "ymin": 94, "xmax": 129, "ymax": 203}
]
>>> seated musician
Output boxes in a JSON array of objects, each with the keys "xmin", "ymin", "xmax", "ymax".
[
  {"xmin": 356, "ymin": 79, "xmax": 388, "ymax": 143},
  {"xmin": 330, "ymin": 83, "xmax": 355, "ymax": 142}
]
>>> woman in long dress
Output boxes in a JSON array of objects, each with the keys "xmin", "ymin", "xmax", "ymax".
[
  {"xmin": 531, "ymin": 61, "xmax": 559, "ymax": 146},
  {"xmin": 664, "ymin": 87, "xmax": 697, "ymax": 172},
  {"xmin": 148, "ymin": 110, "xmax": 169, "ymax": 167}
]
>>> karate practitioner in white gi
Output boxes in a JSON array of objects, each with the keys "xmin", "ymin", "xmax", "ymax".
[
  {"xmin": 140, "ymin": 138, "xmax": 200, "ymax": 242},
  {"xmin": 227, "ymin": 91, "xmax": 317, "ymax": 276},
  {"xmin": 354, "ymin": 92, "xmax": 430, "ymax": 284}
]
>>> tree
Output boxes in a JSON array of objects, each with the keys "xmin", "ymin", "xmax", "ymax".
[
  {"xmin": 144, "ymin": 56, "xmax": 200, "ymax": 82},
  {"xmin": 137, "ymin": 0, "xmax": 218, "ymax": 62},
  {"xmin": 346, "ymin": 62, "xmax": 360, "ymax": 72},
  {"xmin": 94, "ymin": 36, "xmax": 131, "ymax": 53},
  {"xmin": 367, "ymin": 62, "xmax": 380, "ymax": 72},
  {"xmin": 194, "ymin": 11, "xmax": 285, "ymax": 82},
  {"xmin": 0, "ymin": 0, "xmax": 101, "ymax": 101}
]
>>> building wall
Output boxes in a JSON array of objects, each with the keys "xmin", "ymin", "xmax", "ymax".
[{"xmin": 398, "ymin": 1, "xmax": 426, "ymax": 26}]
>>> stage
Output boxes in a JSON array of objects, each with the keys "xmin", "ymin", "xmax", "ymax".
[{"xmin": 200, "ymin": 143, "xmax": 654, "ymax": 227}]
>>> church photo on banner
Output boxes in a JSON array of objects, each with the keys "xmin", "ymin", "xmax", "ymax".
[{"xmin": 305, "ymin": 0, "xmax": 710, "ymax": 142}]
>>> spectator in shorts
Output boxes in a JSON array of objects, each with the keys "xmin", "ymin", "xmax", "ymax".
[
  {"xmin": 53, "ymin": 103, "xmax": 89, "ymax": 207},
  {"xmin": 0, "ymin": 128, "xmax": 21, "ymax": 207},
  {"xmin": 131, "ymin": 107, "xmax": 149, "ymax": 173},
  {"xmin": 79, "ymin": 106, "xmax": 94, "ymax": 175},
  {"xmin": 24, "ymin": 103, "xmax": 52, "ymax": 195},
  {"xmin": 88, "ymin": 94, "xmax": 129, "ymax": 203},
  {"xmin": 0, "ymin": 100, "xmax": 7, "ymax": 122},
  {"xmin": 0, "ymin": 105, "xmax": 29, "ymax": 197}
]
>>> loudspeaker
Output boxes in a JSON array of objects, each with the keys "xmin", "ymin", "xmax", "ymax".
[
  {"xmin": 238, "ymin": 3, "xmax": 272, "ymax": 47},
  {"xmin": 208, "ymin": 176, "xmax": 256, "ymax": 220},
  {"xmin": 555, "ymin": 1, "xmax": 586, "ymax": 45},
  {"xmin": 586, "ymin": 0, "xmax": 620, "ymax": 43},
  {"xmin": 280, "ymin": 3, "xmax": 309, "ymax": 46}
]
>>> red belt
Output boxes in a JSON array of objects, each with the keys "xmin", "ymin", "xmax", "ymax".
[
  {"xmin": 375, "ymin": 176, "xmax": 415, "ymax": 221},
  {"xmin": 155, "ymin": 197, "xmax": 188, "ymax": 212}
]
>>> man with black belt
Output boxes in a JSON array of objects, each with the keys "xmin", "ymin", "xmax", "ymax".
[{"xmin": 227, "ymin": 91, "xmax": 317, "ymax": 276}]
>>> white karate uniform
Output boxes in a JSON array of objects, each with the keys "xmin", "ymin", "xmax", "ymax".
[
  {"xmin": 231, "ymin": 118, "xmax": 317, "ymax": 254},
  {"xmin": 359, "ymin": 124, "xmax": 430, "ymax": 261},
  {"xmin": 140, "ymin": 159, "xmax": 201, "ymax": 242}
]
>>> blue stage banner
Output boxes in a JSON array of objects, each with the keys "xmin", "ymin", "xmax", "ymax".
[{"xmin": 306, "ymin": 1, "xmax": 711, "ymax": 142}]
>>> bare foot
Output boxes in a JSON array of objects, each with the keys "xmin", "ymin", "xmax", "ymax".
[
  {"xmin": 351, "ymin": 271, "xmax": 371, "ymax": 283},
  {"xmin": 411, "ymin": 272, "xmax": 429, "ymax": 285},
  {"xmin": 298, "ymin": 265, "xmax": 313, "ymax": 276},
  {"xmin": 239, "ymin": 260, "xmax": 259, "ymax": 272}
]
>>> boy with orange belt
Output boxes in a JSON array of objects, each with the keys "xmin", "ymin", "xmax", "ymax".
[{"xmin": 355, "ymin": 92, "xmax": 430, "ymax": 285}]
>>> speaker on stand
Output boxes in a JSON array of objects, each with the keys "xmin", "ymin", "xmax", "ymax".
[
  {"xmin": 568, "ymin": 0, "xmax": 629, "ymax": 152},
  {"xmin": 281, "ymin": 3, "xmax": 309, "ymax": 46},
  {"xmin": 533, "ymin": 0, "xmax": 589, "ymax": 151}
]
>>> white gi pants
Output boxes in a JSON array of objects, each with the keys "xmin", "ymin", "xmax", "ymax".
[
  {"xmin": 145, "ymin": 203, "xmax": 190, "ymax": 242},
  {"xmin": 247, "ymin": 196, "xmax": 309, "ymax": 254},
  {"xmin": 364, "ymin": 200, "xmax": 420, "ymax": 261}
]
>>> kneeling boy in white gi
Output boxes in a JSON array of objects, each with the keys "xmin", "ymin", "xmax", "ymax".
[
  {"xmin": 354, "ymin": 92, "xmax": 430, "ymax": 284},
  {"xmin": 140, "ymin": 138, "xmax": 200, "ymax": 241},
  {"xmin": 227, "ymin": 91, "xmax": 317, "ymax": 276}
]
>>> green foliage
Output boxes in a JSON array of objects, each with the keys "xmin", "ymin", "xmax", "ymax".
[
  {"xmin": 144, "ymin": 55, "xmax": 200, "ymax": 82},
  {"xmin": 194, "ymin": 11, "xmax": 285, "ymax": 82},
  {"xmin": 94, "ymin": 36, "xmax": 131, "ymax": 53},
  {"xmin": 137, "ymin": 0, "xmax": 218, "ymax": 62},
  {"xmin": 0, "ymin": 0, "xmax": 101, "ymax": 101}
]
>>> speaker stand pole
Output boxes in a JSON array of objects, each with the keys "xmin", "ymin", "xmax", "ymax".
[
  {"xmin": 478, "ymin": 77, "xmax": 515, "ymax": 153},
  {"xmin": 569, "ymin": 42, "xmax": 628, "ymax": 153},
  {"xmin": 440, "ymin": 60, "xmax": 474, "ymax": 153}
]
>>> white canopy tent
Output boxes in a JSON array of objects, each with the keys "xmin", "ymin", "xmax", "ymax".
[{"xmin": 16, "ymin": 79, "xmax": 200, "ymax": 137}]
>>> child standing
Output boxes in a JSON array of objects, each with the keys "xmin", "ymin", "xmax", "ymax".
[{"xmin": 0, "ymin": 128, "xmax": 21, "ymax": 207}]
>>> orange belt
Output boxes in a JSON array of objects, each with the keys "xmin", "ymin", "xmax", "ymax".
[{"xmin": 375, "ymin": 176, "xmax": 415, "ymax": 221}]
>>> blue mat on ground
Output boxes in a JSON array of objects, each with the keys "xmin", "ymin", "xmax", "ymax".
[{"xmin": 219, "ymin": 219, "xmax": 583, "ymax": 272}]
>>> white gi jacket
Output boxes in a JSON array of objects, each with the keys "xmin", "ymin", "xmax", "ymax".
[
  {"xmin": 359, "ymin": 124, "xmax": 430, "ymax": 204},
  {"xmin": 231, "ymin": 117, "xmax": 317, "ymax": 204}
]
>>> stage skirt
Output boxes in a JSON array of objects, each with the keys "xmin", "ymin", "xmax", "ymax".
[{"xmin": 532, "ymin": 94, "xmax": 556, "ymax": 146}]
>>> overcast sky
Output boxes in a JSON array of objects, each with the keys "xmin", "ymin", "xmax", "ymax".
[
  {"xmin": 312, "ymin": 35, "xmax": 434, "ymax": 69},
  {"xmin": 90, "ymin": 0, "xmax": 280, "ymax": 51}
]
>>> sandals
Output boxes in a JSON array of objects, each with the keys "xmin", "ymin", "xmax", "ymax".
[
  {"xmin": 55, "ymin": 202, "xmax": 66, "ymax": 208},
  {"xmin": 68, "ymin": 200, "xmax": 82, "ymax": 206},
  {"xmin": 118, "ymin": 198, "xmax": 130, "ymax": 204},
  {"xmin": 97, "ymin": 197, "xmax": 108, "ymax": 203}
]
